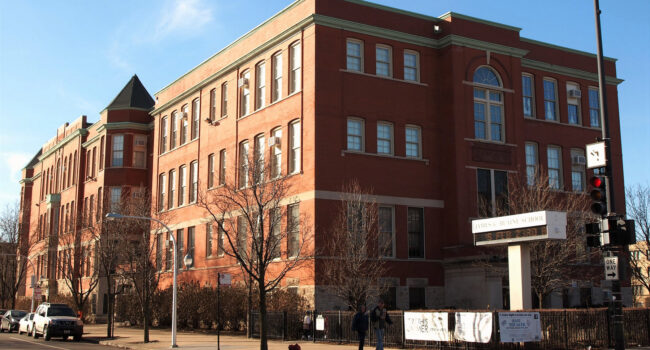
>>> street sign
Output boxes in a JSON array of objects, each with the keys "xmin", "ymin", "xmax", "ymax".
[
  {"xmin": 586, "ymin": 142, "xmax": 606, "ymax": 169},
  {"xmin": 33, "ymin": 287, "xmax": 42, "ymax": 300},
  {"xmin": 604, "ymin": 257, "xmax": 618, "ymax": 281},
  {"xmin": 218, "ymin": 273, "xmax": 231, "ymax": 286},
  {"xmin": 472, "ymin": 211, "xmax": 566, "ymax": 246}
]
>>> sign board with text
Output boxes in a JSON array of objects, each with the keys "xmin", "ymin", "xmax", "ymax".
[
  {"xmin": 498, "ymin": 312, "xmax": 542, "ymax": 343},
  {"xmin": 604, "ymin": 257, "xmax": 618, "ymax": 281},
  {"xmin": 586, "ymin": 142, "xmax": 606, "ymax": 169},
  {"xmin": 472, "ymin": 211, "xmax": 567, "ymax": 246}
]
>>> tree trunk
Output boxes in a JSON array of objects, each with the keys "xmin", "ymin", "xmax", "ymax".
[
  {"xmin": 107, "ymin": 294, "xmax": 113, "ymax": 338},
  {"xmin": 143, "ymin": 303, "xmax": 150, "ymax": 343},
  {"xmin": 537, "ymin": 292, "xmax": 544, "ymax": 309},
  {"xmin": 259, "ymin": 283, "xmax": 268, "ymax": 350}
]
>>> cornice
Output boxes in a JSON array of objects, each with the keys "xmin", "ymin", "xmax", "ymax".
[
  {"xmin": 344, "ymin": 0, "xmax": 442, "ymax": 23},
  {"xmin": 520, "ymin": 37, "xmax": 617, "ymax": 62},
  {"xmin": 439, "ymin": 12, "xmax": 521, "ymax": 32},
  {"xmin": 439, "ymin": 34, "xmax": 529, "ymax": 57},
  {"xmin": 521, "ymin": 58, "xmax": 623, "ymax": 85},
  {"xmin": 97, "ymin": 122, "xmax": 153, "ymax": 133},
  {"xmin": 19, "ymin": 172, "xmax": 41, "ymax": 185},
  {"xmin": 38, "ymin": 129, "xmax": 88, "ymax": 161}
]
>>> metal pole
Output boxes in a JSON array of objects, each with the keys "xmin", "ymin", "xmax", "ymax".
[
  {"xmin": 1, "ymin": 253, "xmax": 36, "ymax": 313},
  {"xmin": 217, "ymin": 272, "xmax": 221, "ymax": 350},
  {"xmin": 592, "ymin": 2, "xmax": 623, "ymax": 350}
]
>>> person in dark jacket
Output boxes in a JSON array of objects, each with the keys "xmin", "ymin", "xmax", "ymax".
[
  {"xmin": 351, "ymin": 305, "xmax": 369, "ymax": 350},
  {"xmin": 370, "ymin": 300, "xmax": 392, "ymax": 350}
]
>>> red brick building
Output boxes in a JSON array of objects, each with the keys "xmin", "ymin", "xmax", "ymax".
[{"xmin": 20, "ymin": 0, "xmax": 629, "ymax": 312}]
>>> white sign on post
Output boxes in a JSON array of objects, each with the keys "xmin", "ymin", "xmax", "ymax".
[
  {"xmin": 33, "ymin": 287, "xmax": 42, "ymax": 300},
  {"xmin": 498, "ymin": 312, "xmax": 542, "ymax": 343},
  {"xmin": 604, "ymin": 257, "xmax": 618, "ymax": 281},
  {"xmin": 315, "ymin": 315, "xmax": 325, "ymax": 331},
  {"xmin": 218, "ymin": 273, "xmax": 231, "ymax": 285},
  {"xmin": 586, "ymin": 142, "xmax": 606, "ymax": 169}
]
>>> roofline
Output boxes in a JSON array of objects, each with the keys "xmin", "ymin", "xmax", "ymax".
[
  {"xmin": 344, "ymin": 0, "xmax": 442, "ymax": 23},
  {"xmin": 438, "ymin": 11, "xmax": 521, "ymax": 32},
  {"xmin": 155, "ymin": 0, "xmax": 306, "ymax": 97}
]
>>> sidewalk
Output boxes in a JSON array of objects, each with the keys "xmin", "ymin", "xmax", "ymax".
[{"xmin": 84, "ymin": 325, "xmax": 362, "ymax": 350}]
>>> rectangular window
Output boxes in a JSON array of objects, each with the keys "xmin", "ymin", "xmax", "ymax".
[
  {"xmin": 409, "ymin": 287, "xmax": 426, "ymax": 310},
  {"xmin": 206, "ymin": 223, "xmax": 213, "ymax": 257},
  {"xmin": 100, "ymin": 136, "xmax": 105, "ymax": 170},
  {"xmin": 377, "ymin": 122, "xmax": 393, "ymax": 155},
  {"xmin": 188, "ymin": 226, "xmax": 195, "ymax": 263},
  {"xmin": 208, "ymin": 153, "xmax": 215, "ymax": 188},
  {"xmin": 156, "ymin": 234, "xmax": 163, "ymax": 271},
  {"xmin": 346, "ymin": 39, "xmax": 363, "ymax": 72},
  {"xmin": 347, "ymin": 118, "xmax": 363, "ymax": 151},
  {"xmin": 522, "ymin": 74, "xmax": 534, "ymax": 118},
  {"xmin": 133, "ymin": 135, "xmax": 147, "ymax": 168},
  {"xmin": 288, "ymin": 204, "xmax": 300, "ymax": 257},
  {"xmin": 219, "ymin": 149, "xmax": 226, "ymax": 186},
  {"xmin": 171, "ymin": 112, "xmax": 178, "ymax": 149},
  {"xmin": 239, "ymin": 141, "xmax": 249, "ymax": 188},
  {"xmin": 110, "ymin": 187, "xmax": 121, "ymax": 212},
  {"xmin": 270, "ymin": 208, "xmax": 281, "ymax": 259},
  {"xmin": 176, "ymin": 228, "xmax": 184, "ymax": 268},
  {"xmin": 96, "ymin": 188, "xmax": 102, "ymax": 222},
  {"xmin": 91, "ymin": 147, "xmax": 96, "ymax": 177},
  {"xmin": 379, "ymin": 206, "xmax": 394, "ymax": 258},
  {"xmin": 525, "ymin": 143, "xmax": 538, "ymax": 186},
  {"xmin": 158, "ymin": 173, "xmax": 166, "ymax": 211},
  {"xmin": 375, "ymin": 45, "xmax": 391, "ymax": 77},
  {"xmin": 271, "ymin": 128, "xmax": 282, "ymax": 178},
  {"xmin": 209, "ymin": 89, "xmax": 216, "ymax": 121},
  {"xmin": 160, "ymin": 117, "xmax": 168, "ymax": 154},
  {"xmin": 589, "ymin": 88, "xmax": 601, "ymax": 127},
  {"xmin": 272, "ymin": 52, "xmax": 282, "ymax": 102},
  {"xmin": 289, "ymin": 121, "xmax": 301, "ymax": 174},
  {"xmin": 168, "ymin": 170, "xmax": 176, "ymax": 209},
  {"xmin": 86, "ymin": 150, "xmax": 92, "ymax": 178},
  {"xmin": 191, "ymin": 98, "xmax": 200, "ymax": 140},
  {"xmin": 543, "ymin": 79, "xmax": 558, "ymax": 121},
  {"xmin": 89, "ymin": 195, "xmax": 94, "ymax": 226},
  {"xmin": 217, "ymin": 222, "xmax": 225, "ymax": 256},
  {"xmin": 237, "ymin": 216, "xmax": 247, "ymax": 260},
  {"xmin": 240, "ymin": 70, "xmax": 250, "ymax": 116},
  {"xmin": 190, "ymin": 161, "xmax": 198, "ymax": 203},
  {"xmin": 290, "ymin": 41, "xmax": 301, "ymax": 93},
  {"xmin": 111, "ymin": 134, "xmax": 124, "ymax": 167},
  {"xmin": 547, "ymin": 146, "xmax": 562, "ymax": 190},
  {"xmin": 404, "ymin": 50, "xmax": 419, "ymax": 82},
  {"xmin": 407, "ymin": 207, "xmax": 424, "ymax": 259},
  {"xmin": 181, "ymin": 105, "xmax": 189, "ymax": 144},
  {"xmin": 221, "ymin": 82, "xmax": 228, "ymax": 117},
  {"xmin": 477, "ymin": 169, "xmax": 508, "ymax": 217},
  {"xmin": 567, "ymin": 83, "xmax": 581, "ymax": 125},
  {"xmin": 571, "ymin": 149, "xmax": 586, "ymax": 192},
  {"xmin": 568, "ymin": 104, "xmax": 579, "ymax": 125},
  {"xmin": 255, "ymin": 61, "xmax": 266, "ymax": 110},
  {"xmin": 405, "ymin": 126, "xmax": 421, "ymax": 158},
  {"xmin": 179, "ymin": 165, "xmax": 186, "ymax": 206},
  {"xmin": 166, "ymin": 232, "xmax": 172, "ymax": 270}
]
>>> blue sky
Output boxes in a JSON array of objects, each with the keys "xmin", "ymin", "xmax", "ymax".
[{"xmin": 0, "ymin": 0, "xmax": 648, "ymax": 210}]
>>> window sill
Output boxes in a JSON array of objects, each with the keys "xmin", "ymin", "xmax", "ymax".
[
  {"xmin": 341, "ymin": 69, "xmax": 427, "ymax": 86},
  {"xmin": 341, "ymin": 150, "xmax": 429, "ymax": 165}
]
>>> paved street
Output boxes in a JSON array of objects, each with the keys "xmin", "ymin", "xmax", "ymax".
[{"xmin": 0, "ymin": 331, "xmax": 121, "ymax": 349}]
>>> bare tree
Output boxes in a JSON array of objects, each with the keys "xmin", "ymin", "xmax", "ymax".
[
  {"xmin": 482, "ymin": 172, "xmax": 596, "ymax": 308},
  {"xmin": 0, "ymin": 202, "xmax": 33, "ymax": 309},
  {"xmin": 320, "ymin": 180, "xmax": 389, "ymax": 310},
  {"xmin": 627, "ymin": 183, "xmax": 650, "ymax": 304},
  {"xmin": 198, "ymin": 154, "xmax": 312, "ymax": 350}
]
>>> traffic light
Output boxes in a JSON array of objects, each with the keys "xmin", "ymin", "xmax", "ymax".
[
  {"xmin": 589, "ymin": 176, "xmax": 607, "ymax": 216},
  {"xmin": 608, "ymin": 218, "xmax": 636, "ymax": 246},
  {"xmin": 585, "ymin": 222, "xmax": 601, "ymax": 247}
]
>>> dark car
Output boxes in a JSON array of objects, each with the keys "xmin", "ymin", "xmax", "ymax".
[
  {"xmin": 32, "ymin": 303, "xmax": 83, "ymax": 341},
  {"xmin": 0, "ymin": 310, "xmax": 28, "ymax": 333}
]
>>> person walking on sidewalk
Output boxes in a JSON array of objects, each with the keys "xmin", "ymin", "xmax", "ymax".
[
  {"xmin": 302, "ymin": 311, "xmax": 312, "ymax": 340},
  {"xmin": 352, "ymin": 305, "xmax": 369, "ymax": 350},
  {"xmin": 370, "ymin": 300, "xmax": 392, "ymax": 350}
]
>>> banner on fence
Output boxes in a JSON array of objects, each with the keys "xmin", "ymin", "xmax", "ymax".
[
  {"xmin": 498, "ymin": 312, "xmax": 542, "ymax": 343},
  {"xmin": 454, "ymin": 312, "xmax": 493, "ymax": 343},
  {"xmin": 315, "ymin": 315, "xmax": 325, "ymax": 331},
  {"xmin": 404, "ymin": 312, "xmax": 450, "ymax": 341}
]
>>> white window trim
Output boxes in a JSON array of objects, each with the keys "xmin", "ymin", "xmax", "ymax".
[
  {"xmin": 379, "ymin": 205, "xmax": 396, "ymax": 258},
  {"xmin": 289, "ymin": 120, "xmax": 301, "ymax": 174},
  {"xmin": 272, "ymin": 51, "xmax": 282, "ymax": 103},
  {"xmin": 525, "ymin": 142, "xmax": 538, "ymax": 186},
  {"xmin": 405, "ymin": 124, "xmax": 422, "ymax": 158},
  {"xmin": 377, "ymin": 121, "xmax": 394, "ymax": 155},
  {"xmin": 347, "ymin": 117, "xmax": 365, "ymax": 152},
  {"xmin": 588, "ymin": 86, "xmax": 601, "ymax": 128},
  {"xmin": 403, "ymin": 49, "xmax": 420, "ymax": 82},
  {"xmin": 375, "ymin": 44, "xmax": 392, "ymax": 78},
  {"xmin": 543, "ymin": 78, "xmax": 559, "ymax": 122},
  {"xmin": 255, "ymin": 61, "xmax": 266, "ymax": 110},
  {"xmin": 547, "ymin": 145, "xmax": 563, "ymax": 190},
  {"xmin": 522, "ymin": 73, "xmax": 535, "ymax": 118},
  {"xmin": 346, "ymin": 38, "xmax": 364, "ymax": 73}
]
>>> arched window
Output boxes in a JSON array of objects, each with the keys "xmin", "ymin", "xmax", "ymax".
[{"xmin": 473, "ymin": 66, "xmax": 504, "ymax": 142}]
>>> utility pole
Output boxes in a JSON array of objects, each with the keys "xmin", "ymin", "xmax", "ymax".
[{"xmin": 593, "ymin": 1, "xmax": 624, "ymax": 349}]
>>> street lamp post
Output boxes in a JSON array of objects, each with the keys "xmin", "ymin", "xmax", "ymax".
[
  {"xmin": 1, "ymin": 253, "xmax": 36, "ymax": 313},
  {"xmin": 105, "ymin": 213, "xmax": 178, "ymax": 348}
]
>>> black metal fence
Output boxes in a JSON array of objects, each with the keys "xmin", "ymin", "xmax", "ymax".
[{"xmin": 251, "ymin": 308, "xmax": 650, "ymax": 349}]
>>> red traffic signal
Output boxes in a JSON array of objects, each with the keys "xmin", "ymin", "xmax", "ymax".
[{"xmin": 589, "ymin": 176, "xmax": 607, "ymax": 215}]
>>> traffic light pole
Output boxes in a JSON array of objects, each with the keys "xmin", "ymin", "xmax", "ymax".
[{"xmin": 593, "ymin": 1, "xmax": 623, "ymax": 349}]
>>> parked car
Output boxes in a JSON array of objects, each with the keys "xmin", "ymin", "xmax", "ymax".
[
  {"xmin": 32, "ymin": 303, "xmax": 83, "ymax": 341},
  {"xmin": 18, "ymin": 313, "xmax": 35, "ymax": 335},
  {"xmin": 0, "ymin": 310, "xmax": 27, "ymax": 333}
]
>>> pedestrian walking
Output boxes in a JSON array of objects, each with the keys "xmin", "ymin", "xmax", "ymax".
[
  {"xmin": 352, "ymin": 305, "xmax": 369, "ymax": 350},
  {"xmin": 302, "ymin": 311, "xmax": 312, "ymax": 340},
  {"xmin": 370, "ymin": 300, "xmax": 392, "ymax": 350}
]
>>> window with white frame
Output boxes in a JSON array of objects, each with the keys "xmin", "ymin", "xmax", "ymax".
[
  {"xmin": 237, "ymin": 216, "xmax": 247, "ymax": 260},
  {"xmin": 567, "ymin": 82, "xmax": 581, "ymax": 125},
  {"xmin": 547, "ymin": 146, "xmax": 562, "ymax": 190},
  {"xmin": 589, "ymin": 87, "xmax": 600, "ymax": 127},
  {"xmin": 181, "ymin": 104, "xmax": 189, "ymax": 144},
  {"xmin": 522, "ymin": 74, "xmax": 534, "ymax": 118},
  {"xmin": 571, "ymin": 148, "xmax": 586, "ymax": 192},
  {"xmin": 209, "ymin": 89, "xmax": 216, "ymax": 121},
  {"xmin": 407, "ymin": 207, "xmax": 424, "ymax": 259},
  {"xmin": 221, "ymin": 82, "xmax": 228, "ymax": 117},
  {"xmin": 377, "ymin": 122, "xmax": 393, "ymax": 155},
  {"xmin": 405, "ymin": 125, "xmax": 421, "ymax": 158},
  {"xmin": 219, "ymin": 149, "xmax": 226, "ymax": 186},
  {"xmin": 111, "ymin": 134, "xmax": 124, "ymax": 167},
  {"xmin": 240, "ymin": 70, "xmax": 250, "ymax": 116},
  {"xmin": 168, "ymin": 169, "xmax": 176, "ymax": 209},
  {"xmin": 290, "ymin": 41, "xmax": 301, "ymax": 94},
  {"xmin": 191, "ymin": 98, "xmax": 200, "ymax": 140},
  {"xmin": 133, "ymin": 135, "xmax": 147, "ymax": 168},
  {"xmin": 179, "ymin": 165, "xmax": 186, "ymax": 205},
  {"xmin": 473, "ymin": 67, "xmax": 504, "ymax": 142},
  {"xmin": 347, "ymin": 118, "xmax": 363, "ymax": 151},
  {"xmin": 375, "ymin": 45, "xmax": 391, "ymax": 77},
  {"xmin": 289, "ymin": 120, "xmax": 301, "ymax": 174},
  {"xmin": 171, "ymin": 111, "xmax": 178, "ymax": 148},
  {"xmin": 271, "ymin": 127, "xmax": 282, "ymax": 178},
  {"xmin": 477, "ymin": 169, "xmax": 508, "ymax": 217},
  {"xmin": 346, "ymin": 39, "xmax": 363, "ymax": 72},
  {"xmin": 254, "ymin": 134, "xmax": 265, "ymax": 182},
  {"xmin": 217, "ymin": 221, "xmax": 225, "ymax": 256},
  {"xmin": 190, "ymin": 160, "xmax": 198, "ymax": 203},
  {"xmin": 543, "ymin": 78, "xmax": 558, "ymax": 121},
  {"xmin": 525, "ymin": 142, "xmax": 538, "ymax": 186},
  {"xmin": 208, "ymin": 153, "xmax": 215, "ymax": 188},
  {"xmin": 160, "ymin": 116, "xmax": 168, "ymax": 154},
  {"xmin": 206, "ymin": 223, "xmax": 213, "ymax": 257},
  {"xmin": 158, "ymin": 173, "xmax": 166, "ymax": 211},
  {"xmin": 403, "ymin": 50, "xmax": 419, "ymax": 82},
  {"xmin": 378, "ymin": 206, "xmax": 394, "ymax": 258},
  {"xmin": 568, "ymin": 104, "xmax": 579, "ymax": 125},
  {"xmin": 272, "ymin": 52, "xmax": 282, "ymax": 103},
  {"xmin": 255, "ymin": 61, "xmax": 265, "ymax": 110},
  {"xmin": 239, "ymin": 140, "xmax": 249, "ymax": 188},
  {"xmin": 288, "ymin": 203, "xmax": 300, "ymax": 257},
  {"xmin": 110, "ymin": 187, "xmax": 121, "ymax": 212}
]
